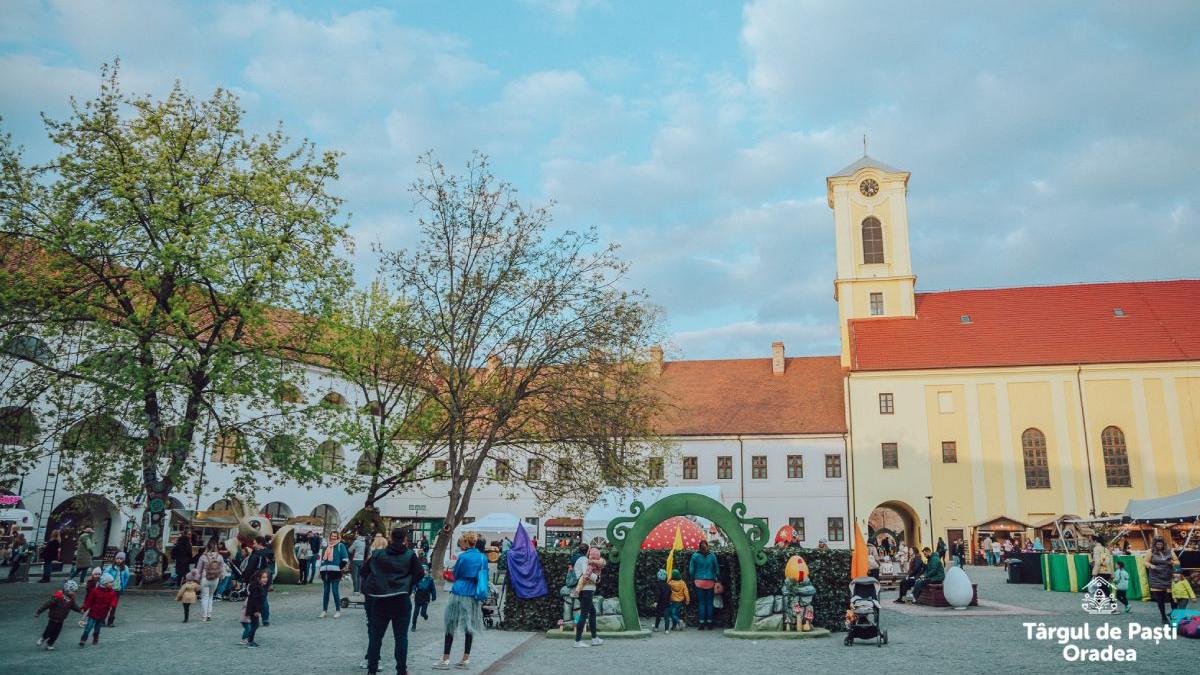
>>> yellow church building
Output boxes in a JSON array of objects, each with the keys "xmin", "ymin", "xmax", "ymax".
[{"xmin": 828, "ymin": 155, "xmax": 1200, "ymax": 556}]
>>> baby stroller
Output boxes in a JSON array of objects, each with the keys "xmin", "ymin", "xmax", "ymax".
[{"xmin": 844, "ymin": 576, "xmax": 888, "ymax": 647}]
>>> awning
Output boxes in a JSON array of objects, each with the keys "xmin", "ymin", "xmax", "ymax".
[
  {"xmin": 1030, "ymin": 514, "xmax": 1080, "ymax": 529},
  {"xmin": 174, "ymin": 509, "xmax": 240, "ymax": 528},
  {"xmin": 544, "ymin": 517, "xmax": 582, "ymax": 528},
  {"xmin": 1123, "ymin": 486, "xmax": 1200, "ymax": 523},
  {"xmin": 973, "ymin": 515, "xmax": 1033, "ymax": 531}
]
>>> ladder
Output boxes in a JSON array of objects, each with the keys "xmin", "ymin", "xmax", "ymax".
[{"xmin": 32, "ymin": 449, "xmax": 62, "ymax": 547}]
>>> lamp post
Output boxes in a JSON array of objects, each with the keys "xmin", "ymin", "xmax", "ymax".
[{"xmin": 925, "ymin": 495, "xmax": 934, "ymax": 548}]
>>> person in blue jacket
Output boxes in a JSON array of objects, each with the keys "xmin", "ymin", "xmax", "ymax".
[
  {"xmin": 688, "ymin": 540, "xmax": 720, "ymax": 630},
  {"xmin": 434, "ymin": 533, "xmax": 486, "ymax": 670},
  {"xmin": 318, "ymin": 530, "xmax": 349, "ymax": 618}
]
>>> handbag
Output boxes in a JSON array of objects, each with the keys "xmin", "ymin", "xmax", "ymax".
[{"xmin": 475, "ymin": 568, "xmax": 490, "ymax": 602}]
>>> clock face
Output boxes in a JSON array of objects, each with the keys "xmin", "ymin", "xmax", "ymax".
[{"xmin": 859, "ymin": 178, "xmax": 879, "ymax": 197}]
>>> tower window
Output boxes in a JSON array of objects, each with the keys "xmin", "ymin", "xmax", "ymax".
[
  {"xmin": 869, "ymin": 292, "xmax": 884, "ymax": 316},
  {"xmin": 861, "ymin": 217, "xmax": 884, "ymax": 264}
]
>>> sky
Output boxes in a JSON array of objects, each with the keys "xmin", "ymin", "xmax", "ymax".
[{"xmin": 2, "ymin": 1, "xmax": 1197, "ymax": 360}]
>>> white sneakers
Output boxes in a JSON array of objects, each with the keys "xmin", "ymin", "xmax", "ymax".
[
  {"xmin": 591, "ymin": 637, "xmax": 603, "ymax": 646},
  {"xmin": 319, "ymin": 611, "xmax": 327, "ymax": 618},
  {"xmin": 334, "ymin": 611, "xmax": 341, "ymax": 618},
  {"xmin": 573, "ymin": 641, "xmax": 590, "ymax": 648}
]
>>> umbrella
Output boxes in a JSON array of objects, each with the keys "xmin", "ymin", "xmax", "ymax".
[
  {"xmin": 642, "ymin": 516, "xmax": 705, "ymax": 550},
  {"xmin": 850, "ymin": 521, "xmax": 869, "ymax": 578}
]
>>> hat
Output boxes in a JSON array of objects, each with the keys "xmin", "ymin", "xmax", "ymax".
[
  {"xmin": 100, "ymin": 574, "xmax": 115, "ymax": 586},
  {"xmin": 90, "ymin": 567, "xmax": 102, "ymax": 576},
  {"xmin": 671, "ymin": 569, "xmax": 682, "ymax": 580},
  {"xmin": 657, "ymin": 569, "xmax": 667, "ymax": 581},
  {"xmin": 818, "ymin": 538, "xmax": 828, "ymax": 544},
  {"xmin": 63, "ymin": 580, "xmax": 80, "ymax": 593},
  {"xmin": 115, "ymin": 552, "xmax": 126, "ymax": 561}
]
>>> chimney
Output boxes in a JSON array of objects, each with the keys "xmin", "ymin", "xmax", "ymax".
[
  {"xmin": 649, "ymin": 345, "xmax": 664, "ymax": 376},
  {"xmin": 771, "ymin": 341, "xmax": 785, "ymax": 375}
]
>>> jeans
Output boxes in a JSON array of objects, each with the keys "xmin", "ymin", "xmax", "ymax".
[
  {"xmin": 412, "ymin": 600, "xmax": 429, "ymax": 628},
  {"xmin": 261, "ymin": 594, "xmax": 270, "ymax": 623},
  {"xmin": 322, "ymin": 573, "xmax": 342, "ymax": 611},
  {"xmin": 242, "ymin": 616, "xmax": 260, "ymax": 643},
  {"xmin": 695, "ymin": 586, "xmax": 714, "ymax": 624},
  {"xmin": 81, "ymin": 618, "xmax": 103, "ymax": 643},
  {"xmin": 215, "ymin": 575, "xmax": 231, "ymax": 598},
  {"xmin": 199, "ymin": 577, "xmax": 219, "ymax": 617},
  {"xmin": 306, "ymin": 557, "xmax": 318, "ymax": 583},
  {"xmin": 75, "ymin": 566, "xmax": 89, "ymax": 583},
  {"xmin": 669, "ymin": 601, "xmax": 682, "ymax": 630},
  {"xmin": 575, "ymin": 590, "xmax": 597, "ymax": 641},
  {"xmin": 367, "ymin": 593, "xmax": 412, "ymax": 674},
  {"xmin": 41, "ymin": 559, "xmax": 54, "ymax": 582},
  {"xmin": 352, "ymin": 560, "xmax": 363, "ymax": 593}
]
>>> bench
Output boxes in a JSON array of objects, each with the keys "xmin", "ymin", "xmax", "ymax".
[{"xmin": 916, "ymin": 582, "xmax": 978, "ymax": 607}]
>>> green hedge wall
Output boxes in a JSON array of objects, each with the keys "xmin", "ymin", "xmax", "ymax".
[{"xmin": 500, "ymin": 546, "xmax": 850, "ymax": 632}]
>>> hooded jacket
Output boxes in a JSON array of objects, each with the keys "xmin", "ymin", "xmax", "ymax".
[
  {"xmin": 36, "ymin": 591, "xmax": 82, "ymax": 622},
  {"xmin": 361, "ymin": 540, "xmax": 424, "ymax": 598},
  {"xmin": 82, "ymin": 585, "xmax": 119, "ymax": 620}
]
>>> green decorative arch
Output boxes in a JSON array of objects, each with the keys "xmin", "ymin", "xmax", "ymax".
[{"xmin": 606, "ymin": 493, "xmax": 768, "ymax": 632}]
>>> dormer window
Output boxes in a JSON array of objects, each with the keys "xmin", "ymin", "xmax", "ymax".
[
  {"xmin": 960, "ymin": 315, "xmax": 972, "ymax": 324},
  {"xmin": 1113, "ymin": 308, "xmax": 1125, "ymax": 317}
]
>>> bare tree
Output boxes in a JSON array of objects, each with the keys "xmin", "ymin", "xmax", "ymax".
[{"xmin": 383, "ymin": 153, "xmax": 672, "ymax": 573}]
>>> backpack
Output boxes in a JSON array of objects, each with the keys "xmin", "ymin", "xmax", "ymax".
[{"xmin": 203, "ymin": 552, "xmax": 223, "ymax": 581}]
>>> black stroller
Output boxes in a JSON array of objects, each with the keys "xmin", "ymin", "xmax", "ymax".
[{"xmin": 844, "ymin": 576, "xmax": 888, "ymax": 647}]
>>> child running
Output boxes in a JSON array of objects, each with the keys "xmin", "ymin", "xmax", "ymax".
[
  {"xmin": 652, "ymin": 569, "xmax": 671, "ymax": 631},
  {"xmin": 1172, "ymin": 569, "xmax": 1196, "ymax": 610},
  {"xmin": 79, "ymin": 574, "xmax": 118, "ymax": 647},
  {"xmin": 667, "ymin": 569, "xmax": 690, "ymax": 633},
  {"xmin": 35, "ymin": 580, "xmax": 83, "ymax": 650},
  {"xmin": 411, "ymin": 563, "xmax": 436, "ymax": 630},
  {"xmin": 241, "ymin": 568, "xmax": 269, "ymax": 648},
  {"xmin": 176, "ymin": 569, "xmax": 201, "ymax": 622}
]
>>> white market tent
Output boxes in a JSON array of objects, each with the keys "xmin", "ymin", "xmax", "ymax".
[
  {"xmin": 453, "ymin": 511, "xmax": 535, "ymax": 546},
  {"xmin": 582, "ymin": 484, "xmax": 723, "ymax": 544},
  {"xmin": 1123, "ymin": 486, "xmax": 1200, "ymax": 524}
]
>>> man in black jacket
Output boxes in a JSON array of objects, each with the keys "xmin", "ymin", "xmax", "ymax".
[{"xmin": 361, "ymin": 527, "xmax": 423, "ymax": 675}]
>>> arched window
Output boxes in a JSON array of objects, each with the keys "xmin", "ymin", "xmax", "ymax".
[
  {"xmin": 356, "ymin": 449, "xmax": 377, "ymax": 476},
  {"xmin": 321, "ymin": 392, "xmax": 348, "ymax": 408},
  {"xmin": 862, "ymin": 217, "xmax": 884, "ymax": 264},
  {"xmin": 316, "ymin": 440, "xmax": 343, "ymax": 472},
  {"xmin": 265, "ymin": 434, "xmax": 300, "ymax": 467},
  {"xmin": 361, "ymin": 400, "xmax": 383, "ymax": 416},
  {"xmin": 1101, "ymin": 426, "xmax": 1131, "ymax": 487},
  {"xmin": 211, "ymin": 430, "xmax": 246, "ymax": 464},
  {"xmin": 1021, "ymin": 428, "xmax": 1050, "ymax": 489},
  {"xmin": 62, "ymin": 416, "xmax": 127, "ymax": 454},
  {"xmin": 2, "ymin": 335, "xmax": 53, "ymax": 362},
  {"xmin": 276, "ymin": 383, "xmax": 304, "ymax": 404},
  {"xmin": 0, "ymin": 407, "xmax": 38, "ymax": 445}
]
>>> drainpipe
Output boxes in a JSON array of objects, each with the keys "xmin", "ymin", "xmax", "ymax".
[
  {"xmin": 845, "ymin": 373, "xmax": 857, "ymax": 536},
  {"xmin": 737, "ymin": 435, "xmax": 745, "ymax": 503},
  {"xmin": 1075, "ymin": 366, "xmax": 1098, "ymax": 516}
]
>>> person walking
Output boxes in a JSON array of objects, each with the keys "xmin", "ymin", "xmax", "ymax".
[
  {"xmin": 73, "ymin": 527, "xmax": 95, "ymax": 583},
  {"xmin": 240, "ymin": 537, "xmax": 271, "ymax": 624},
  {"xmin": 172, "ymin": 530, "xmax": 194, "ymax": 587},
  {"xmin": 1113, "ymin": 561, "xmax": 1132, "ymax": 614},
  {"xmin": 35, "ymin": 579, "xmax": 83, "ymax": 650},
  {"xmin": 572, "ymin": 546, "xmax": 604, "ymax": 647},
  {"xmin": 176, "ymin": 569, "xmax": 201, "ymax": 622},
  {"xmin": 307, "ymin": 531, "xmax": 322, "ymax": 584},
  {"xmin": 411, "ymin": 564, "xmax": 436, "ymax": 630},
  {"xmin": 351, "ymin": 531, "xmax": 367, "ymax": 594},
  {"xmin": 39, "ymin": 530, "xmax": 62, "ymax": 583},
  {"xmin": 318, "ymin": 530, "xmax": 349, "ymax": 618},
  {"xmin": 79, "ymin": 574, "xmax": 118, "ymax": 647},
  {"xmin": 1144, "ymin": 536, "xmax": 1178, "ymax": 624},
  {"xmin": 241, "ymin": 569, "xmax": 269, "ymax": 648},
  {"xmin": 688, "ymin": 540, "xmax": 720, "ymax": 630},
  {"xmin": 433, "ymin": 533, "xmax": 486, "ymax": 670},
  {"xmin": 296, "ymin": 535, "xmax": 312, "ymax": 584},
  {"xmin": 981, "ymin": 536, "xmax": 993, "ymax": 566},
  {"xmin": 666, "ymin": 569, "xmax": 689, "ymax": 633},
  {"xmin": 361, "ymin": 526, "xmax": 424, "ymax": 675},
  {"xmin": 196, "ymin": 541, "xmax": 223, "ymax": 620},
  {"xmin": 1091, "ymin": 535, "xmax": 1113, "ymax": 583}
]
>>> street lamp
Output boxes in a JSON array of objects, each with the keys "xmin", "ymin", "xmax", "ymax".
[{"xmin": 925, "ymin": 495, "xmax": 934, "ymax": 548}]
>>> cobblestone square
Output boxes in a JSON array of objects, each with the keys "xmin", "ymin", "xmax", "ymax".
[{"xmin": 1, "ymin": 567, "xmax": 1190, "ymax": 674}]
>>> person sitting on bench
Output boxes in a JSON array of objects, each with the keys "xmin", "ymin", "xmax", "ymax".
[
  {"xmin": 911, "ymin": 547, "xmax": 945, "ymax": 602},
  {"xmin": 896, "ymin": 548, "xmax": 927, "ymax": 603}
]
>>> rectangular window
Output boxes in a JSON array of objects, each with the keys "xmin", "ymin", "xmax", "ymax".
[
  {"xmin": 556, "ymin": 461, "xmax": 570, "ymax": 482},
  {"xmin": 825, "ymin": 454, "xmax": 842, "ymax": 478},
  {"xmin": 869, "ymin": 292, "xmax": 884, "ymax": 316},
  {"xmin": 787, "ymin": 454, "xmax": 803, "ymax": 479},
  {"xmin": 881, "ymin": 442, "xmax": 899, "ymax": 469},
  {"xmin": 527, "ymin": 458, "xmax": 544, "ymax": 481},
  {"xmin": 938, "ymin": 391, "xmax": 955, "ymax": 414},
  {"xmin": 682, "ymin": 456, "xmax": 698, "ymax": 480},
  {"xmin": 789, "ymin": 517, "xmax": 805, "ymax": 542},
  {"xmin": 433, "ymin": 459, "xmax": 448, "ymax": 478},
  {"xmin": 648, "ymin": 457, "xmax": 664, "ymax": 480},
  {"xmin": 942, "ymin": 441, "xmax": 958, "ymax": 463},
  {"xmin": 879, "ymin": 393, "xmax": 894, "ymax": 414},
  {"xmin": 494, "ymin": 459, "xmax": 511, "ymax": 480},
  {"xmin": 827, "ymin": 517, "xmax": 845, "ymax": 542},
  {"xmin": 717, "ymin": 456, "xmax": 734, "ymax": 480},
  {"xmin": 751, "ymin": 455, "xmax": 767, "ymax": 479}
]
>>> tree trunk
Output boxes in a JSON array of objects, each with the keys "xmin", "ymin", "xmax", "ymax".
[{"xmin": 138, "ymin": 484, "xmax": 170, "ymax": 585}]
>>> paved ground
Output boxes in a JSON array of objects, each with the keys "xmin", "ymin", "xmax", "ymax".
[{"xmin": 1, "ymin": 566, "xmax": 1193, "ymax": 673}]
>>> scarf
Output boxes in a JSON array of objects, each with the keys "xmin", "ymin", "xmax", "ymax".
[{"xmin": 323, "ymin": 542, "xmax": 338, "ymax": 561}]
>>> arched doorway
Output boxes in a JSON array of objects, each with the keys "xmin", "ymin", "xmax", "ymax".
[
  {"xmin": 606, "ymin": 493, "xmax": 768, "ymax": 632},
  {"xmin": 311, "ymin": 504, "xmax": 340, "ymax": 532},
  {"xmin": 868, "ymin": 501, "xmax": 920, "ymax": 549},
  {"xmin": 48, "ymin": 494, "xmax": 118, "ymax": 564},
  {"xmin": 261, "ymin": 501, "xmax": 292, "ymax": 528}
]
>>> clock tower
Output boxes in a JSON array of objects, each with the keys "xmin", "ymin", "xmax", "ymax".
[{"xmin": 827, "ymin": 155, "xmax": 916, "ymax": 366}]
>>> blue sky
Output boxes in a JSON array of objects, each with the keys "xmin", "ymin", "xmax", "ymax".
[{"xmin": 2, "ymin": 1, "xmax": 1198, "ymax": 359}]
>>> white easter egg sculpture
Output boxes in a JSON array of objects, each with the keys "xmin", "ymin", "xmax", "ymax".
[{"xmin": 943, "ymin": 565, "xmax": 973, "ymax": 609}]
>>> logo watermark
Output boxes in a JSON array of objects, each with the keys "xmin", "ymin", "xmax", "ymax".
[{"xmin": 1024, "ymin": 621, "xmax": 1178, "ymax": 662}]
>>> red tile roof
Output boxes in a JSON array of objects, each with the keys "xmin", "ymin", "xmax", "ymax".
[
  {"xmin": 656, "ymin": 356, "xmax": 846, "ymax": 436},
  {"xmin": 849, "ymin": 280, "xmax": 1200, "ymax": 371}
]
